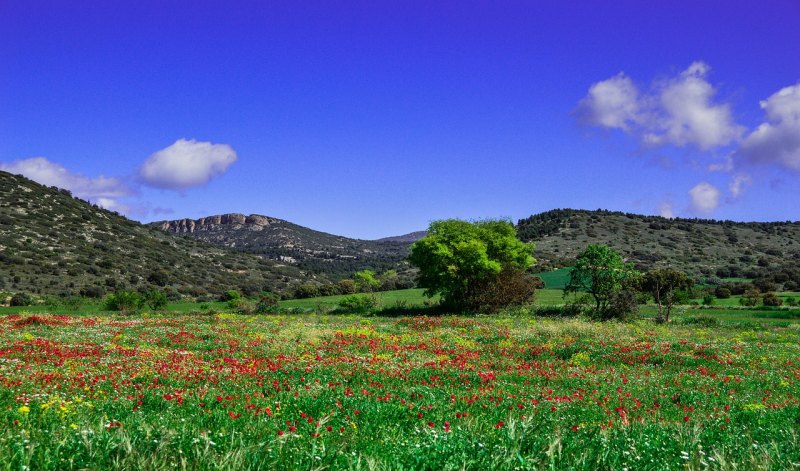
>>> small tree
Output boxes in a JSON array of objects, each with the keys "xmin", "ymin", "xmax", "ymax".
[
  {"xmin": 142, "ymin": 290, "xmax": 168, "ymax": 311},
  {"xmin": 564, "ymin": 245, "xmax": 640, "ymax": 318},
  {"xmin": 408, "ymin": 219, "xmax": 535, "ymax": 311},
  {"xmin": 255, "ymin": 292, "xmax": 280, "ymax": 313},
  {"xmin": 10, "ymin": 292, "xmax": 33, "ymax": 307},
  {"xmin": 353, "ymin": 270, "xmax": 381, "ymax": 293},
  {"xmin": 762, "ymin": 292, "xmax": 783, "ymax": 307},
  {"xmin": 642, "ymin": 268, "xmax": 693, "ymax": 323},
  {"xmin": 104, "ymin": 291, "xmax": 144, "ymax": 313},
  {"xmin": 739, "ymin": 288, "xmax": 761, "ymax": 307}
]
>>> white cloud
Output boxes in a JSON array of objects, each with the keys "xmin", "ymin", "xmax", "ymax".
[
  {"xmin": 0, "ymin": 157, "xmax": 134, "ymax": 205},
  {"xmin": 729, "ymin": 174, "xmax": 752, "ymax": 198},
  {"xmin": 658, "ymin": 201, "xmax": 675, "ymax": 218},
  {"xmin": 736, "ymin": 83, "xmax": 800, "ymax": 172},
  {"xmin": 576, "ymin": 73, "xmax": 640, "ymax": 130},
  {"xmin": 688, "ymin": 182, "xmax": 720, "ymax": 213},
  {"xmin": 140, "ymin": 139, "xmax": 237, "ymax": 189},
  {"xmin": 578, "ymin": 61, "xmax": 743, "ymax": 151}
]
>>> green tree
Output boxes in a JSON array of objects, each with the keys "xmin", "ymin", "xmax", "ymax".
[
  {"xmin": 642, "ymin": 268, "xmax": 693, "ymax": 323},
  {"xmin": 408, "ymin": 219, "xmax": 535, "ymax": 311},
  {"xmin": 353, "ymin": 269, "xmax": 381, "ymax": 293},
  {"xmin": 564, "ymin": 245, "xmax": 640, "ymax": 317},
  {"xmin": 142, "ymin": 290, "xmax": 168, "ymax": 311}
]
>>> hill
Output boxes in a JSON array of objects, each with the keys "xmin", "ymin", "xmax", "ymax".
[
  {"xmin": 150, "ymin": 215, "xmax": 416, "ymax": 280},
  {"xmin": 0, "ymin": 171, "xmax": 327, "ymax": 299},
  {"xmin": 519, "ymin": 209, "xmax": 800, "ymax": 283}
]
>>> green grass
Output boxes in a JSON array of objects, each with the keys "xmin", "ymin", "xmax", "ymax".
[
  {"xmin": 278, "ymin": 288, "xmax": 435, "ymax": 310},
  {"xmin": 534, "ymin": 267, "xmax": 573, "ymax": 289},
  {"xmin": 2, "ymin": 312, "xmax": 799, "ymax": 469}
]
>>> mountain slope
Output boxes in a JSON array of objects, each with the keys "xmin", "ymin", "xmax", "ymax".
[
  {"xmin": 150, "ymin": 215, "xmax": 415, "ymax": 279},
  {"xmin": 0, "ymin": 171, "xmax": 326, "ymax": 298},
  {"xmin": 518, "ymin": 209, "xmax": 800, "ymax": 278}
]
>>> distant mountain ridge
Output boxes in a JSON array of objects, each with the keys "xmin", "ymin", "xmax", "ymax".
[
  {"xmin": 150, "ymin": 214, "xmax": 416, "ymax": 279},
  {"xmin": 376, "ymin": 231, "xmax": 427, "ymax": 243}
]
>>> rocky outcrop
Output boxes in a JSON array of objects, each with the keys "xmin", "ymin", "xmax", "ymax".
[{"xmin": 155, "ymin": 213, "xmax": 276, "ymax": 233}]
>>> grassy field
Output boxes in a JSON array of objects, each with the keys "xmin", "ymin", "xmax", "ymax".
[
  {"xmin": 534, "ymin": 267, "xmax": 573, "ymax": 289},
  {"xmin": 1, "ymin": 312, "xmax": 798, "ymax": 469}
]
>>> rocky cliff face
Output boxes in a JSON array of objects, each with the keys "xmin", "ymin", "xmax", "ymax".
[{"xmin": 156, "ymin": 213, "xmax": 277, "ymax": 233}]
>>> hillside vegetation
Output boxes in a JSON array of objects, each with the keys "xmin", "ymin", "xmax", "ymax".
[
  {"xmin": 0, "ymin": 171, "xmax": 327, "ymax": 298},
  {"xmin": 150, "ymin": 214, "xmax": 418, "ymax": 281},
  {"xmin": 520, "ymin": 209, "xmax": 800, "ymax": 282}
]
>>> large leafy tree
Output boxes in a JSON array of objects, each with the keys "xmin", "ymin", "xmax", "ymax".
[
  {"xmin": 642, "ymin": 268, "xmax": 693, "ymax": 323},
  {"xmin": 564, "ymin": 244, "xmax": 640, "ymax": 315},
  {"xmin": 408, "ymin": 219, "xmax": 536, "ymax": 311}
]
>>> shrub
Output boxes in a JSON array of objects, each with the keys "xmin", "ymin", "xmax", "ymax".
[
  {"xmin": 10, "ymin": 292, "xmax": 33, "ymax": 307},
  {"xmin": 337, "ymin": 294, "xmax": 378, "ymax": 314},
  {"xmin": 337, "ymin": 279, "xmax": 356, "ymax": 295},
  {"xmin": 80, "ymin": 286, "xmax": 105, "ymax": 298},
  {"xmin": 714, "ymin": 286, "xmax": 732, "ymax": 299},
  {"xmin": 147, "ymin": 269, "xmax": 170, "ymax": 287},
  {"xmin": 220, "ymin": 290, "xmax": 241, "ymax": 302},
  {"xmin": 739, "ymin": 288, "xmax": 761, "ymax": 307},
  {"xmin": 142, "ymin": 290, "xmax": 168, "ymax": 310},
  {"xmin": 255, "ymin": 292, "xmax": 280, "ymax": 314},
  {"xmin": 104, "ymin": 291, "xmax": 143, "ymax": 313},
  {"xmin": 601, "ymin": 289, "xmax": 639, "ymax": 321},
  {"xmin": 702, "ymin": 295, "xmax": 715, "ymax": 306},
  {"xmin": 228, "ymin": 298, "xmax": 255, "ymax": 314},
  {"xmin": 786, "ymin": 297, "xmax": 797, "ymax": 307},
  {"xmin": 295, "ymin": 284, "xmax": 320, "ymax": 299},
  {"xmin": 465, "ymin": 268, "xmax": 540, "ymax": 313},
  {"xmin": 762, "ymin": 292, "xmax": 783, "ymax": 307}
]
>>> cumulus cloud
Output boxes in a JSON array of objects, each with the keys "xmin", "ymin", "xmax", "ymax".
[
  {"xmin": 578, "ymin": 61, "xmax": 743, "ymax": 151},
  {"xmin": 688, "ymin": 182, "xmax": 721, "ymax": 213},
  {"xmin": 736, "ymin": 83, "xmax": 800, "ymax": 172},
  {"xmin": 576, "ymin": 73, "xmax": 640, "ymax": 130},
  {"xmin": 139, "ymin": 139, "xmax": 238, "ymax": 189},
  {"xmin": 0, "ymin": 157, "xmax": 134, "ymax": 211},
  {"xmin": 729, "ymin": 174, "xmax": 752, "ymax": 198}
]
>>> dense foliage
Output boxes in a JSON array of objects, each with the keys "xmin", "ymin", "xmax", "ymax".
[
  {"xmin": 409, "ymin": 219, "xmax": 536, "ymax": 311},
  {"xmin": 564, "ymin": 245, "xmax": 641, "ymax": 318}
]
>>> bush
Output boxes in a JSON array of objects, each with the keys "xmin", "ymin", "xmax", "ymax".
[
  {"xmin": 601, "ymin": 289, "xmax": 639, "ymax": 321},
  {"xmin": 104, "ymin": 291, "xmax": 143, "ymax": 313},
  {"xmin": 228, "ymin": 298, "xmax": 255, "ymax": 314},
  {"xmin": 80, "ymin": 286, "xmax": 105, "ymax": 298},
  {"xmin": 10, "ymin": 292, "xmax": 33, "ymax": 307},
  {"xmin": 739, "ymin": 288, "xmax": 761, "ymax": 307},
  {"xmin": 220, "ymin": 290, "xmax": 241, "ymax": 302},
  {"xmin": 337, "ymin": 279, "xmax": 356, "ymax": 295},
  {"xmin": 295, "ymin": 284, "xmax": 320, "ymax": 299},
  {"xmin": 336, "ymin": 294, "xmax": 378, "ymax": 314},
  {"xmin": 465, "ymin": 268, "xmax": 540, "ymax": 313},
  {"xmin": 762, "ymin": 292, "xmax": 783, "ymax": 307},
  {"xmin": 786, "ymin": 297, "xmax": 797, "ymax": 307},
  {"xmin": 142, "ymin": 290, "xmax": 168, "ymax": 310},
  {"xmin": 714, "ymin": 286, "xmax": 732, "ymax": 299},
  {"xmin": 702, "ymin": 295, "xmax": 715, "ymax": 306},
  {"xmin": 255, "ymin": 292, "xmax": 280, "ymax": 314}
]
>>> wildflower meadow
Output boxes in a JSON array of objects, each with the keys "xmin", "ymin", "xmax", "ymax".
[{"xmin": 1, "ymin": 313, "xmax": 799, "ymax": 470}]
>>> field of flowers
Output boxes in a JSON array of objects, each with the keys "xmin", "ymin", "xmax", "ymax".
[{"xmin": 1, "ymin": 312, "xmax": 799, "ymax": 470}]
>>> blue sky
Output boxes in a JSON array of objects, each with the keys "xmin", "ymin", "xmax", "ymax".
[{"xmin": 2, "ymin": 1, "xmax": 799, "ymax": 239}]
